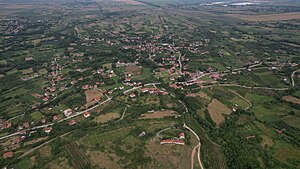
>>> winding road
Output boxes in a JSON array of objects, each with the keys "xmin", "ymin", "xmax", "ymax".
[
  {"xmin": 183, "ymin": 123, "xmax": 204, "ymax": 169},
  {"xmin": 291, "ymin": 69, "xmax": 300, "ymax": 87}
]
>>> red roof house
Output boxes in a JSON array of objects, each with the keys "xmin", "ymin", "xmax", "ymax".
[
  {"xmin": 84, "ymin": 112, "xmax": 91, "ymax": 118},
  {"xmin": 130, "ymin": 93, "xmax": 136, "ymax": 98},
  {"xmin": 3, "ymin": 151, "xmax": 13, "ymax": 159},
  {"xmin": 19, "ymin": 130, "xmax": 26, "ymax": 135},
  {"xmin": 68, "ymin": 120, "xmax": 76, "ymax": 126},
  {"xmin": 179, "ymin": 132, "xmax": 185, "ymax": 139},
  {"xmin": 23, "ymin": 122, "xmax": 30, "ymax": 129},
  {"xmin": 43, "ymin": 127, "xmax": 52, "ymax": 133}
]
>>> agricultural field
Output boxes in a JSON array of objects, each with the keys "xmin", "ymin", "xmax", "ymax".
[
  {"xmin": 0, "ymin": 0, "xmax": 300, "ymax": 169},
  {"xmin": 207, "ymin": 99, "xmax": 232, "ymax": 126},
  {"xmin": 139, "ymin": 110, "xmax": 179, "ymax": 119}
]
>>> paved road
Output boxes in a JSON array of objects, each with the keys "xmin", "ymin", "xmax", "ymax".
[
  {"xmin": 156, "ymin": 127, "xmax": 173, "ymax": 139},
  {"xmin": 123, "ymin": 86, "xmax": 142, "ymax": 94},
  {"xmin": 0, "ymin": 97, "xmax": 112, "ymax": 141},
  {"xmin": 183, "ymin": 123, "xmax": 204, "ymax": 169},
  {"xmin": 291, "ymin": 69, "xmax": 300, "ymax": 87}
]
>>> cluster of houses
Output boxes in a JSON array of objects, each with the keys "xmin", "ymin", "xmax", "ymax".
[
  {"xmin": 140, "ymin": 87, "xmax": 169, "ymax": 95},
  {"xmin": 129, "ymin": 87, "xmax": 169, "ymax": 98},
  {"xmin": 0, "ymin": 119, "xmax": 12, "ymax": 130},
  {"xmin": 160, "ymin": 132, "xmax": 186, "ymax": 146}
]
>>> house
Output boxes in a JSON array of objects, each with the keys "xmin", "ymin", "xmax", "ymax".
[
  {"xmin": 210, "ymin": 73, "xmax": 220, "ymax": 79},
  {"xmin": 169, "ymin": 84, "xmax": 182, "ymax": 89},
  {"xmin": 82, "ymin": 85, "xmax": 89, "ymax": 89},
  {"xmin": 19, "ymin": 130, "xmax": 26, "ymax": 135},
  {"xmin": 68, "ymin": 120, "xmax": 76, "ymax": 126},
  {"xmin": 83, "ymin": 112, "xmax": 91, "ymax": 118},
  {"xmin": 160, "ymin": 139, "xmax": 185, "ymax": 145},
  {"xmin": 141, "ymin": 88, "xmax": 149, "ymax": 93},
  {"xmin": 23, "ymin": 122, "xmax": 30, "ymax": 129},
  {"xmin": 179, "ymin": 132, "xmax": 185, "ymax": 139},
  {"xmin": 130, "ymin": 93, "xmax": 136, "ymax": 98},
  {"xmin": 43, "ymin": 127, "xmax": 52, "ymax": 133},
  {"xmin": 12, "ymin": 137, "xmax": 21, "ymax": 144},
  {"xmin": 64, "ymin": 109, "xmax": 73, "ymax": 117},
  {"xmin": 52, "ymin": 116, "xmax": 58, "ymax": 121},
  {"xmin": 41, "ymin": 118, "xmax": 46, "ymax": 123},
  {"xmin": 277, "ymin": 130, "xmax": 283, "ymax": 134},
  {"xmin": 3, "ymin": 151, "xmax": 13, "ymax": 159},
  {"xmin": 43, "ymin": 97, "xmax": 49, "ymax": 101},
  {"xmin": 0, "ymin": 121, "xmax": 11, "ymax": 129}
]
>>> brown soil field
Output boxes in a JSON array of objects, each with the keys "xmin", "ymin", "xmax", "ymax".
[
  {"xmin": 85, "ymin": 89, "xmax": 103, "ymax": 103},
  {"xmin": 94, "ymin": 112, "xmax": 120, "ymax": 123},
  {"xmin": 226, "ymin": 12, "xmax": 300, "ymax": 21},
  {"xmin": 283, "ymin": 95, "xmax": 300, "ymax": 105},
  {"xmin": 208, "ymin": 99, "xmax": 232, "ymax": 127},
  {"xmin": 114, "ymin": 0, "xmax": 145, "ymax": 5},
  {"xmin": 85, "ymin": 89, "xmax": 103, "ymax": 108},
  {"xmin": 139, "ymin": 110, "xmax": 179, "ymax": 119},
  {"xmin": 125, "ymin": 65, "xmax": 141, "ymax": 75}
]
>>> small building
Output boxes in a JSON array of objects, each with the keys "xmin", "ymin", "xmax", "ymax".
[
  {"xmin": 52, "ymin": 116, "xmax": 58, "ymax": 121},
  {"xmin": 23, "ymin": 122, "xmax": 30, "ymax": 129},
  {"xmin": 68, "ymin": 120, "xmax": 76, "ymax": 126},
  {"xmin": 43, "ymin": 127, "xmax": 52, "ymax": 133},
  {"xmin": 3, "ymin": 151, "xmax": 13, "ymax": 159},
  {"xmin": 130, "ymin": 93, "xmax": 136, "ymax": 98},
  {"xmin": 82, "ymin": 85, "xmax": 89, "ymax": 89},
  {"xmin": 277, "ymin": 130, "xmax": 283, "ymax": 134},
  {"xmin": 179, "ymin": 132, "xmax": 185, "ymax": 139},
  {"xmin": 19, "ymin": 130, "xmax": 26, "ymax": 135},
  {"xmin": 83, "ymin": 112, "xmax": 91, "ymax": 118},
  {"xmin": 64, "ymin": 109, "xmax": 73, "ymax": 117},
  {"xmin": 141, "ymin": 88, "xmax": 149, "ymax": 93},
  {"xmin": 12, "ymin": 137, "xmax": 21, "ymax": 144}
]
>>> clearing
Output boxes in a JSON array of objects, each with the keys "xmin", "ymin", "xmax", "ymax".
[
  {"xmin": 139, "ymin": 110, "xmax": 179, "ymax": 119},
  {"xmin": 94, "ymin": 112, "xmax": 120, "ymax": 124},
  {"xmin": 226, "ymin": 12, "xmax": 300, "ymax": 21},
  {"xmin": 283, "ymin": 95, "xmax": 300, "ymax": 105},
  {"xmin": 113, "ymin": 0, "xmax": 145, "ymax": 5},
  {"xmin": 85, "ymin": 89, "xmax": 103, "ymax": 108},
  {"xmin": 208, "ymin": 99, "xmax": 232, "ymax": 127}
]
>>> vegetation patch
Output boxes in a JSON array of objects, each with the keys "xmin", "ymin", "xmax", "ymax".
[
  {"xmin": 65, "ymin": 142, "xmax": 90, "ymax": 169},
  {"xmin": 94, "ymin": 112, "xmax": 120, "ymax": 124}
]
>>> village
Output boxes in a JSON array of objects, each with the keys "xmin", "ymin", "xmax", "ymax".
[{"xmin": 0, "ymin": 0, "xmax": 300, "ymax": 168}]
